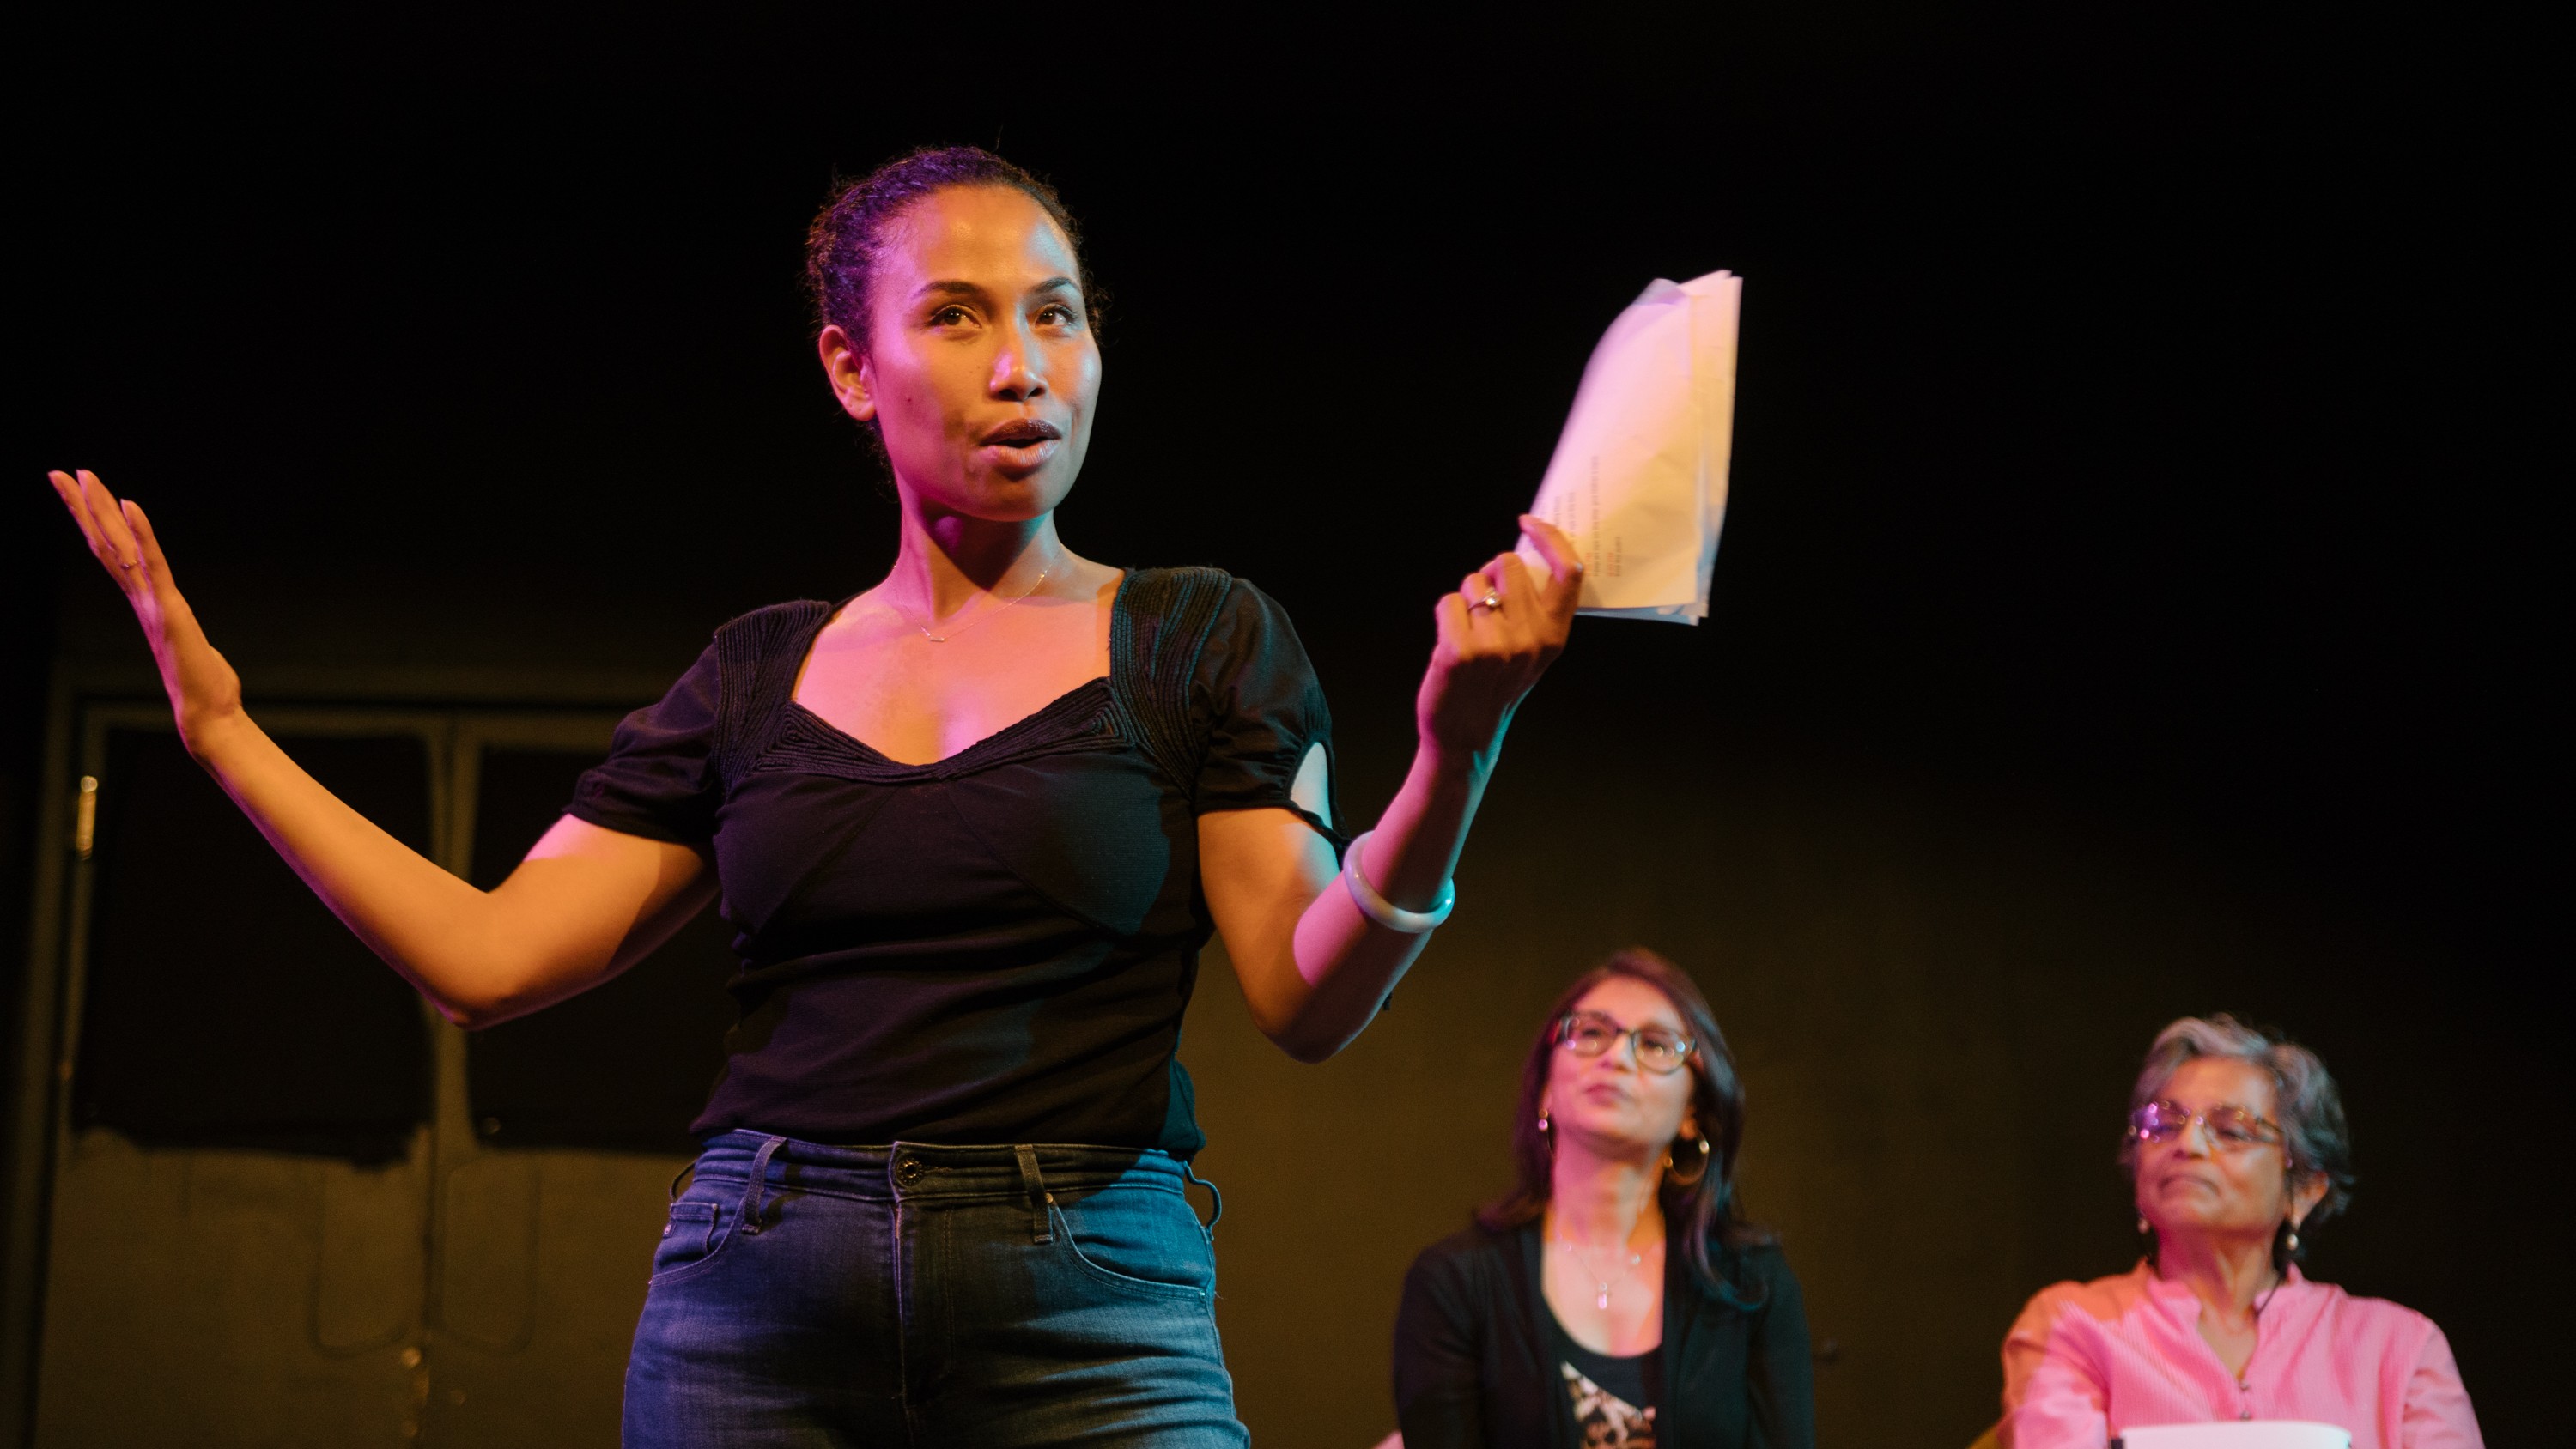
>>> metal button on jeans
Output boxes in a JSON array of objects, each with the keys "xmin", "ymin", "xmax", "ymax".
[{"xmin": 896, "ymin": 1158, "xmax": 924, "ymax": 1185}]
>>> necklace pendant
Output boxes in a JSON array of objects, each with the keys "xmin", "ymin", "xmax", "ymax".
[{"xmin": 1595, "ymin": 1286, "xmax": 1612, "ymax": 1311}]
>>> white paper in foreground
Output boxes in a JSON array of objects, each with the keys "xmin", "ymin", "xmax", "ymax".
[{"xmin": 1517, "ymin": 269, "xmax": 1741, "ymax": 623}]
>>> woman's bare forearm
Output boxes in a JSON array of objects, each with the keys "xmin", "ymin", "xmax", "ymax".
[
  {"xmin": 187, "ymin": 712, "xmax": 524, "ymax": 1018},
  {"xmin": 1346, "ymin": 737, "xmax": 1494, "ymax": 911},
  {"xmin": 48, "ymin": 470, "xmax": 693, "ymax": 1026},
  {"xmin": 186, "ymin": 712, "xmax": 688, "ymax": 1025},
  {"xmin": 1222, "ymin": 518, "xmax": 1581, "ymax": 1061},
  {"xmin": 1268, "ymin": 742, "xmax": 1492, "ymax": 1061}
]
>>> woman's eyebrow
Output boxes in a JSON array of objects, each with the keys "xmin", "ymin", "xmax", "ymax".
[{"xmin": 909, "ymin": 276, "xmax": 1080, "ymax": 303}]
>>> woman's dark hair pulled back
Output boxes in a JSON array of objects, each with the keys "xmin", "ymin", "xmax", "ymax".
[
  {"xmin": 1479, "ymin": 947, "xmax": 1773, "ymax": 1304},
  {"xmin": 803, "ymin": 144, "xmax": 1096, "ymax": 356}
]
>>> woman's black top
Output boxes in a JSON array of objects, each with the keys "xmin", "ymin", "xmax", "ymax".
[
  {"xmin": 566, "ymin": 567, "xmax": 1338, "ymax": 1155},
  {"xmin": 1394, "ymin": 1221, "xmax": 1815, "ymax": 1449},
  {"xmin": 1546, "ymin": 1312, "xmax": 1664, "ymax": 1446}
]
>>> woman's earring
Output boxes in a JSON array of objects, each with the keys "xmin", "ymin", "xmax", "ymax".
[
  {"xmin": 2286, "ymin": 1223, "xmax": 2300, "ymax": 1252},
  {"xmin": 1536, "ymin": 1107, "xmax": 1550, "ymax": 1134},
  {"xmin": 2137, "ymin": 1216, "xmax": 2152, "ymax": 1236},
  {"xmin": 1665, "ymin": 1134, "xmax": 1714, "ymax": 1186}
]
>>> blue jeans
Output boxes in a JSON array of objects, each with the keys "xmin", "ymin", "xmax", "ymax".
[{"xmin": 622, "ymin": 1133, "xmax": 1247, "ymax": 1447}]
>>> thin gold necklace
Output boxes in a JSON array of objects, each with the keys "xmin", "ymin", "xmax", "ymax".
[{"xmin": 899, "ymin": 565, "xmax": 1053, "ymax": 644}]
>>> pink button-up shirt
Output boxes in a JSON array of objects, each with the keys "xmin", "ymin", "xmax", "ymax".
[{"xmin": 1999, "ymin": 1263, "xmax": 2482, "ymax": 1449}]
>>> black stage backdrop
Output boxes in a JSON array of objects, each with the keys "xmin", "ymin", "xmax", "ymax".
[{"xmin": 8, "ymin": 12, "xmax": 2561, "ymax": 1446}]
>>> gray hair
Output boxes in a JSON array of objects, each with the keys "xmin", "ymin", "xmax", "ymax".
[{"xmin": 2122, "ymin": 1015, "xmax": 2356, "ymax": 1241}]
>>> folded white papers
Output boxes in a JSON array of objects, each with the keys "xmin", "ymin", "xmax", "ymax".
[{"xmin": 1517, "ymin": 269, "xmax": 1741, "ymax": 623}]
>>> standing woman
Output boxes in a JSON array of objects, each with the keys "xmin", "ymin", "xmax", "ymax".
[
  {"xmin": 47, "ymin": 146, "xmax": 1582, "ymax": 1447},
  {"xmin": 1394, "ymin": 949, "xmax": 1814, "ymax": 1449}
]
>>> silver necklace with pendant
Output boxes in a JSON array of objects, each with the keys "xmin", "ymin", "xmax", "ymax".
[{"xmin": 1552, "ymin": 1235, "xmax": 1645, "ymax": 1312}]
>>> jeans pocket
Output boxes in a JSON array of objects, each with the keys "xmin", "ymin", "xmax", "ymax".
[
  {"xmin": 1049, "ymin": 1187, "xmax": 1215, "ymax": 1302},
  {"xmin": 649, "ymin": 1198, "xmax": 732, "ymax": 1284}
]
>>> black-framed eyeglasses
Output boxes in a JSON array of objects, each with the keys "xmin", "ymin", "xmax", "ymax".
[
  {"xmin": 1553, "ymin": 1010, "xmax": 1696, "ymax": 1075},
  {"xmin": 2129, "ymin": 1100, "xmax": 2283, "ymax": 1152}
]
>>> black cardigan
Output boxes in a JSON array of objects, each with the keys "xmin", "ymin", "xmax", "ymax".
[{"xmin": 1393, "ymin": 1221, "xmax": 1815, "ymax": 1449}]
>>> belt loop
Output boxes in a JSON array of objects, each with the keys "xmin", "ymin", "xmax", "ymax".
[
  {"xmin": 1014, "ymin": 1144, "xmax": 1053, "ymax": 1245},
  {"xmin": 1181, "ymin": 1159, "xmax": 1224, "ymax": 1236},
  {"xmin": 740, "ymin": 1134, "xmax": 786, "ymax": 1234}
]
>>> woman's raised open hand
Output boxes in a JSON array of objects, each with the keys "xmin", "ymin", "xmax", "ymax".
[
  {"xmin": 48, "ymin": 469, "xmax": 243, "ymax": 752},
  {"xmin": 43, "ymin": 466, "xmax": 711, "ymax": 1028},
  {"xmin": 1418, "ymin": 515, "xmax": 1584, "ymax": 762}
]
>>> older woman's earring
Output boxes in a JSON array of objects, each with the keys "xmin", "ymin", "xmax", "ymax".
[
  {"xmin": 2137, "ymin": 1216, "xmax": 2152, "ymax": 1235},
  {"xmin": 2286, "ymin": 1224, "xmax": 2300, "ymax": 1252}
]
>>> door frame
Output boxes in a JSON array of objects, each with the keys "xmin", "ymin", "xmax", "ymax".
[{"xmin": 1, "ymin": 658, "xmax": 669, "ymax": 1447}]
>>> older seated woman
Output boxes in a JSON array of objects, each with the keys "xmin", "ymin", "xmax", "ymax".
[{"xmin": 1997, "ymin": 1016, "xmax": 2482, "ymax": 1448}]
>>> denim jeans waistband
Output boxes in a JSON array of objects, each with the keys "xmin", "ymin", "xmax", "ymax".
[{"xmin": 678, "ymin": 1130, "xmax": 1197, "ymax": 1207}]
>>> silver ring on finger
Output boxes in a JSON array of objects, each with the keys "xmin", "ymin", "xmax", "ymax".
[{"xmin": 1468, "ymin": 590, "xmax": 1502, "ymax": 612}]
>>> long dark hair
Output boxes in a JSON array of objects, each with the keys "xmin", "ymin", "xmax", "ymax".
[{"xmin": 1478, "ymin": 948, "xmax": 1771, "ymax": 1302}]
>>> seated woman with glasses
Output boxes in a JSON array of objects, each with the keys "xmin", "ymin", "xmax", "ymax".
[
  {"xmin": 1393, "ymin": 949, "xmax": 1814, "ymax": 1449},
  {"xmin": 1996, "ymin": 1015, "xmax": 2482, "ymax": 1448}
]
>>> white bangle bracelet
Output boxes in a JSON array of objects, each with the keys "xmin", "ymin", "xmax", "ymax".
[{"xmin": 1340, "ymin": 829, "xmax": 1456, "ymax": 933}]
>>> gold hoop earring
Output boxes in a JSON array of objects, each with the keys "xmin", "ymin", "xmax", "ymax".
[{"xmin": 1664, "ymin": 1135, "xmax": 1713, "ymax": 1187}]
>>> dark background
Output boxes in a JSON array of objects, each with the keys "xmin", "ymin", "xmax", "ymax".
[{"xmin": 8, "ymin": 10, "xmax": 2560, "ymax": 1445}]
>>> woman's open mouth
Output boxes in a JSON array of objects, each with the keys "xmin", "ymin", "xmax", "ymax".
[{"xmin": 978, "ymin": 419, "xmax": 1065, "ymax": 470}]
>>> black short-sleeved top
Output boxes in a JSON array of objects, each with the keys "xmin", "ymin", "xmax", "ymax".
[{"xmin": 566, "ymin": 567, "xmax": 1340, "ymax": 1155}]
